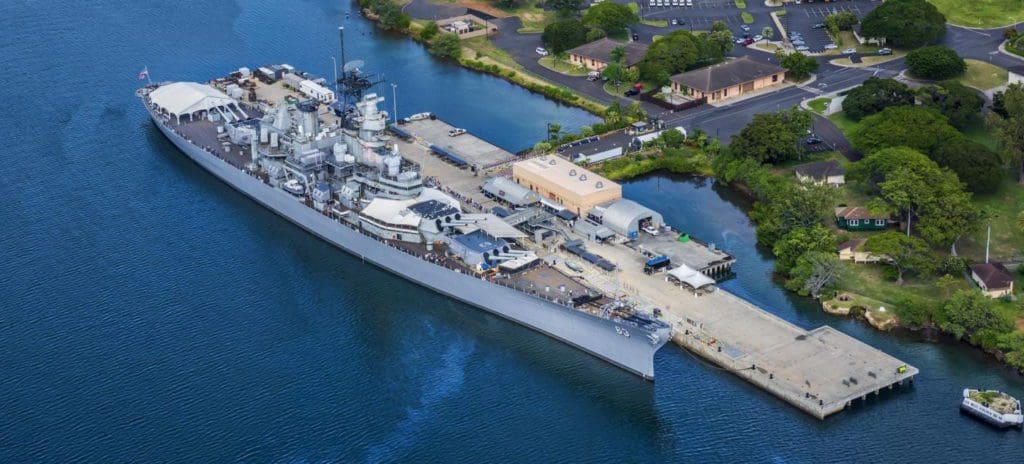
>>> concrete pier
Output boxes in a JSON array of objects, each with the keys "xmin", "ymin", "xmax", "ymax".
[{"xmin": 391, "ymin": 119, "xmax": 918, "ymax": 419}]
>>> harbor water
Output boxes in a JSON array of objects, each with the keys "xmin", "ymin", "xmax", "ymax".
[{"xmin": 1, "ymin": 0, "xmax": 1020, "ymax": 461}]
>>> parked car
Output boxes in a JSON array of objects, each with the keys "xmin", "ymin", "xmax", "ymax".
[
  {"xmin": 535, "ymin": 47, "xmax": 549, "ymax": 56},
  {"xmin": 823, "ymin": 43, "xmax": 838, "ymax": 50},
  {"xmin": 740, "ymin": 24, "xmax": 750, "ymax": 32},
  {"xmin": 842, "ymin": 48, "xmax": 856, "ymax": 54},
  {"xmin": 624, "ymin": 88, "xmax": 641, "ymax": 97},
  {"xmin": 686, "ymin": 0, "xmax": 692, "ymax": 6},
  {"xmin": 795, "ymin": 45, "xmax": 809, "ymax": 51},
  {"xmin": 671, "ymin": 18, "xmax": 678, "ymax": 25},
  {"xmin": 632, "ymin": 33, "xmax": 640, "ymax": 41},
  {"xmin": 804, "ymin": 137, "xmax": 824, "ymax": 145},
  {"xmin": 448, "ymin": 128, "xmax": 467, "ymax": 137},
  {"xmin": 753, "ymin": 34, "xmax": 763, "ymax": 41},
  {"xmin": 812, "ymin": 23, "xmax": 826, "ymax": 29},
  {"xmin": 587, "ymin": 71, "xmax": 601, "ymax": 81},
  {"xmin": 643, "ymin": 224, "xmax": 660, "ymax": 236},
  {"xmin": 878, "ymin": 47, "xmax": 893, "ymax": 55},
  {"xmin": 791, "ymin": 40, "xmax": 806, "ymax": 46},
  {"xmin": 743, "ymin": 38, "xmax": 754, "ymax": 45},
  {"xmin": 735, "ymin": 38, "xmax": 746, "ymax": 44}
]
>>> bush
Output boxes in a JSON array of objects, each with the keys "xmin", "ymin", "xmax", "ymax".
[
  {"xmin": 906, "ymin": 46, "xmax": 966, "ymax": 80},
  {"xmin": 429, "ymin": 33, "xmax": 463, "ymax": 59},
  {"xmin": 419, "ymin": 21, "xmax": 439, "ymax": 41},
  {"xmin": 841, "ymin": 77, "xmax": 915, "ymax": 121}
]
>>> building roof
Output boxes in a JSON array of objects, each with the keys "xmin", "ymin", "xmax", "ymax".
[
  {"xmin": 835, "ymin": 206, "xmax": 887, "ymax": 221},
  {"xmin": 483, "ymin": 176, "xmax": 540, "ymax": 206},
  {"xmin": 513, "ymin": 155, "xmax": 619, "ymax": 197},
  {"xmin": 456, "ymin": 213, "xmax": 527, "ymax": 238},
  {"xmin": 837, "ymin": 238, "xmax": 866, "ymax": 252},
  {"xmin": 598, "ymin": 198, "xmax": 663, "ymax": 237},
  {"xmin": 670, "ymin": 56, "xmax": 784, "ymax": 93},
  {"xmin": 668, "ymin": 264, "xmax": 716, "ymax": 289},
  {"xmin": 970, "ymin": 262, "xmax": 1014, "ymax": 290},
  {"xmin": 453, "ymin": 229, "xmax": 506, "ymax": 254},
  {"xmin": 149, "ymin": 82, "xmax": 236, "ymax": 118},
  {"xmin": 794, "ymin": 160, "xmax": 845, "ymax": 180},
  {"xmin": 566, "ymin": 38, "xmax": 649, "ymax": 67},
  {"xmin": 361, "ymin": 188, "xmax": 460, "ymax": 227}
]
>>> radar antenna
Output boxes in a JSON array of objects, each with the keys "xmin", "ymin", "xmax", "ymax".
[{"xmin": 336, "ymin": 27, "xmax": 384, "ymax": 107}]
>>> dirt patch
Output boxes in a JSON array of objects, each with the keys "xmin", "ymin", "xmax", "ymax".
[{"xmin": 1016, "ymin": 318, "xmax": 1024, "ymax": 331}]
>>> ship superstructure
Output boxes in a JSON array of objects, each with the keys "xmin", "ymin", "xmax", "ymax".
[{"xmin": 137, "ymin": 51, "xmax": 682, "ymax": 378}]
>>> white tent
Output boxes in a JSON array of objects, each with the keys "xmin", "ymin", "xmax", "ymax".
[
  {"xmin": 149, "ymin": 82, "xmax": 244, "ymax": 121},
  {"xmin": 667, "ymin": 264, "xmax": 715, "ymax": 290}
]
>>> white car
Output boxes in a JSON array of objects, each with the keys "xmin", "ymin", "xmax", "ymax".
[
  {"xmin": 753, "ymin": 34, "xmax": 763, "ymax": 41},
  {"xmin": 842, "ymin": 48, "xmax": 857, "ymax": 54},
  {"xmin": 448, "ymin": 128, "xmax": 466, "ymax": 137},
  {"xmin": 740, "ymin": 24, "xmax": 750, "ymax": 32},
  {"xmin": 686, "ymin": 0, "xmax": 693, "ymax": 5},
  {"xmin": 823, "ymin": 43, "xmax": 838, "ymax": 50},
  {"xmin": 643, "ymin": 224, "xmax": 660, "ymax": 236},
  {"xmin": 536, "ymin": 47, "xmax": 549, "ymax": 56},
  {"xmin": 795, "ymin": 45, "xmax": 809, "ymax": 51}
]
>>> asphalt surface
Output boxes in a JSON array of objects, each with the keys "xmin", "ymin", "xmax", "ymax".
[{"xmin": 779, "ymin": 0, "xmax": 878, "ymax": 53}]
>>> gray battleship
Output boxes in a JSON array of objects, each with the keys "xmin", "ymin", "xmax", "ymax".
[{"xmin": 137, "ymin": 31, "xmax": 684, "ymax": 379}]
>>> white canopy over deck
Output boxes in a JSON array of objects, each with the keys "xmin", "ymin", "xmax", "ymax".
[{"xmin": 149, "ymin": 82, "xmax": 247, "ymax": 122}]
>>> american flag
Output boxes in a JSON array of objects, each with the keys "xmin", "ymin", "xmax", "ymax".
[{"xmin": 138, "ymin": 66, "xmax": 149, "ymax": 80}]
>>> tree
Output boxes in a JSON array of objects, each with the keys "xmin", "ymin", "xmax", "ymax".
[
  {"xmin": 930, "ymin": 137, "xmax": 1003, "ymax": 193},
  {"xmin": 848, "ymin": 146, "xmax": 934, "ymax": 192},
  {"xmin": 420, "ymin": 21, "xmax": 440, "ymax": 41},
  {"xmin": 865, "ymin": 232, "xmax": 933, "ymax": 285},
  {"xmin": 750, "ymin": 183, "xmax": 834, "ymax": 246},
  {"xmin": 727, "ymin": 108, "xmax": 812, "ymax": 164},
  {"xmin": 610, "ymin": 45, "xmax": 626, "ymax": 64},
  {"xmin": 542, "ymin": 19, "xmax": 593, "ymax": 54},
  {"xmin": 940, "ymin": 290, "xmax": 1013, "ymax": 340},
  {"xmin": 638, "ymin": 30, "xmax": 701, "ymax": 80},
  {"xmin": 860, "ymin": 0, "xmax": 946, "ymax": 49},
  {"xmin": 582, "ymin": 2, "xmax": 638, "ymax": 35},
  {"xmin": 429, "ymin": 33, "xmax": 462, "ymax": 59},
  {"xmin": 988, "ymin": 82, "xmax": 1024, "ymax": 183},
  {"xmin": 711, "ymin": 20, "xmax": 729, "ymax": 33},
  {"xmin": 841, "ymin": 77, "xmax": 915, "ymax": 121},
  {"xmin": 825, "ymin": 11, "xmax": 858, "ymax": 31},
  {"xmin": 785, "ymin": 251, "xmax": 843, "ymax": 298},
  {"xmin": 761, "ymin": 26, "xmax": 774, "ymax": 40},
  {"xmin": 916, "ymin": 81, "xmax": 983, "ymax": 129},
  {"xmin": 905, "ymin": 45, "xmax": 966, "ymax": 80},
  {"xmin": 772, "ymin": 225, "xmax": 836, "ymax": 275},
  {"xmin": 915, "ymin": 169, "xmax": 980, "ymax": 252},
  {"xmin": 601, "ymin": 61, "xmax": 626, "ymax": 86},
  {"xmin": 850, "ymin": 106, "xmax": 961, "ymax": 155},
  {"xmin": 708, "ymin": 29, "xmax": 734, "ymax": 55},
  {"xmin": 776, "ymin": 50, "xmax": 817, "ymax": 81}
]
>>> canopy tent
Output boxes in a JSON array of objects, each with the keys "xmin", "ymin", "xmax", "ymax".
[
  {"xmin": 149, "ymin": 82, "xmax": 246, "ymax": 122},
  {"xmin": 667, "ymin": 264, "xmax": 715, "ymax": 290}
]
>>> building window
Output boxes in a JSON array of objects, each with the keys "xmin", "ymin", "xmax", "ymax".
[
  {"xmin": 772, "ymin": 74, "xmax": 778, "ymax": 83},
  {"xmin": 849, "ymin": 219, "xmax": 859, "ymax": 226},
  {"xmin": 724, "ymin": 88, "xmax": 728, "ymax": 97},
  {"xmin": 875, "ymin": 219, "xmax": 885, "ymax": 226}
]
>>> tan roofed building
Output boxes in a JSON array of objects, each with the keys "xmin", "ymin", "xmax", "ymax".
[
  {"xmin": 670, "ymin": 56, "xmax": 785, "ymax": 104},
  {"xmin": 567, "ymin": 38, "xmax": 649, "ymax": 71},
  {"xmin": 512, "ymin": 156, "xmax": 621, "ymax": 215}
]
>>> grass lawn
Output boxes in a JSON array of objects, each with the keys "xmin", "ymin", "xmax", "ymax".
[
  {"xmin": 828, "ymin": 112, "xmax": 857, "ymax": 136},
  {"xmin": 773, "ymin": 9, "xmax": 785, "ymax": 16},
  {"xmin": 927, "ymin": 0, "xmax": 1024, "ymax": 28},
  {"xmin": 641, "ymin": 19, "xmax": 669, "ymax": 27},
  {"xmin": 958, "ymin": 59, "xmax": 1009, "ymax": 91},
  {"xmin": 735, "ymin": 0, "xmax": 746, "ymax": 8},
  {"xmin": 538, "ymin": 55, "xmax": 589, "ymax": 76},
  {"xmin": 741, "ymin": 12, "xmax": 754, "ymax": 24},
  {"xmin": 960, "ymin": 120, "xmax": 999, "ymax": 150},
  {"xmin": 957, "ymin": 172, "xmax": 1024, "ymax": 261},
  {"xmin": 823, "ymin": 291, "xmax": 898, "ymax": 328},
  {"xmin": 462, "ymin": 37, "xmax": 523, "ymax": 70},
  {"xmin": 506, "ymin": 2, "xmax": 553, "ymax": 33},
  {"xmin": 807, "ymin": 97, "xmax": 831, "ymax": 114}
]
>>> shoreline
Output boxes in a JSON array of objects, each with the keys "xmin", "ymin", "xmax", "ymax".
[
  {"xmin": 359, "ymin": 5, "xmax": 608, "ymax": 116},
  {"xmin": 612, "ymin": 165, "xmax": 1024, "ymax": 376}
]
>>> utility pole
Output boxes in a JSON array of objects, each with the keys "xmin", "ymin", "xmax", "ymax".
[{"xmin": 331, "ymin": 56, "xmax": 339, "ymax": 95}]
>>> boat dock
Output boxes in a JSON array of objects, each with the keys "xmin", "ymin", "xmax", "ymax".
[{"xmin": 389, "ymin": 117, "xmax": 918, "ymax": 420}]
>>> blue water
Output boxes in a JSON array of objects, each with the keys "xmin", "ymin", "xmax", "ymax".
[{"xmin": 0, "ymin": 0, "xmax": 1020, "ymax": 462}]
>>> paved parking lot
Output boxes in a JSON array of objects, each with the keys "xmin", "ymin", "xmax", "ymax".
[
  {"xmin": 780, "ymin": 0, "xmax": 878, "ymax": 53},
  {"xmin": 635, "ymin": 0, "xmax": 776, "ymax": 42}
]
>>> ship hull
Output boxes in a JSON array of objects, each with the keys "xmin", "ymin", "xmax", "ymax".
[{"xmin": 149, "ymin": 112, "xmax": 670, "ymax": 379}]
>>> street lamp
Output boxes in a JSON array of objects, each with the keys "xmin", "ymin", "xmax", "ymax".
[
  {"xmin": 330, "ymin": 55, "xmax": 339, "ymax": 95},
  {"xmin": 986, "ymin": 214, "xmax": 1000, "ymax": 263}
]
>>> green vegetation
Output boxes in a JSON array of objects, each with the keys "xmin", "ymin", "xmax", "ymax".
[
  {"xmin": 419, "ymin": 21, "xmax": 440, "ymax": 41},
  {"xmin": 358, "ymin": 0, "xmax": 412, "ymax": 30},
  {"xmin": 429, "ymin": 33, "xmax": 463, "ymax": 59},
  {"xmin": 582, "ymin": 2, "xmax": 639, "ymax": 36},
  {"xmin": 807, "ymin": 97, "xmax": 831, "ymax": 114},
  {"xmin": 841, "ymin": 77, "xmax": 915, "ymax": 121},
  {"xmin": 734, "ymin": 0, "xmax": 746, "ymax": 8},
  {"xmin": 905, "ymin": 45, "xmax": 966, "ymax": 80},
  {"xmin": 541, "ymin": 18, "xmax": 597, "ymax": 54},
  {"xmin": 641, "ymin": 19, "xmax": 668, "ymax": 27},
  {"xmin": 860, "ymin": 0, "xmax": 946, "ymax": 49},
  {"xmin": 927, "ymin": 0, "xmax": 1024, "ymax": 28},
  {"xmin": 598, "ymin": 146, "xmax": 713, "ymax": 179},
  {"xmin": 728, "ymin": 108, "xmax": 812, "ymax": 164},
  {"xmin": 989, "ymin": 83, "xmax": 1024, "ymax": 183},
  {"xmin": 638, "ymin": 29, "xmax": 727, "ymax": 84},
  {"xmin": 775, "ymin": 50, "xmax": 818, "ymax": 81},
  {"xmin": 916, "ymin": 80, "xmax": 983, "ymax": 130},
  {"xmin": 958, "ymin": 59, "xmax": 1009, "ymax": 91},
  {"xmin": 538, "ymin": 55, "xmax": 589, "ymax": 75},
  {"xmin": 741, "ymin": 12, "xmax": 754, "ymax": 24}
]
